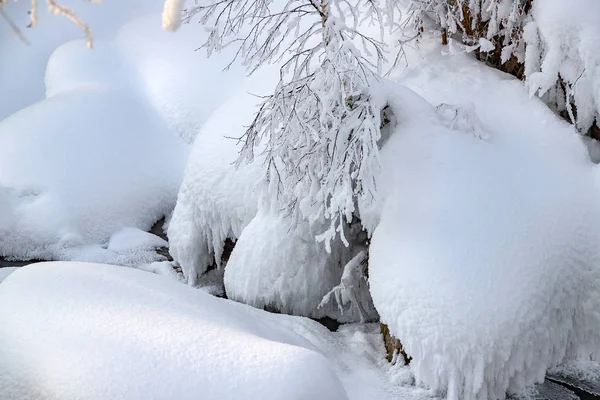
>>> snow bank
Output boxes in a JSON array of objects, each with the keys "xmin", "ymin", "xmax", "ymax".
[
  {"xmin": 0, "ymin": 88, "xmax": 186, "ymax": 265},
  {"xmin": 168, "ymin": 67, "xmax": 279, "ymax": 284},
  {"xmin": 369, "ymin": 50, "xmax": 600, "ymax": 400},
  {"xmin": 0, "ymin": 262, "xmax": 348, "ymax": 400},
  {"xmin": 224, "ymin": 211, "xmax": 374, "ymax": 322},
  {"xmin": 524, "ymin": 0, "xmax": 600, "ymax": 133}
]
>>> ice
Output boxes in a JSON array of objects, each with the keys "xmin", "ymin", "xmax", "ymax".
[
  {"xmin": 224, "ymin": 211, "xmax": 376, "ymax": 322},
  {"xmin": 0, "ymin": 262, "xmax": 435, "ymax": 400},
  {"xmin": 167, "ymin": 67, "xmax": 280, "ymax": 284},
  {"xmin": 368, "ymin": 47, "xmax": 600, "ymax": 400}
]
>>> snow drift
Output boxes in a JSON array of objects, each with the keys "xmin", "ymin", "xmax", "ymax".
[
  {"xmin": 369, "ymin": 48, "xmax": 600, "ymax": 399},
  {"xmin": 0, "ymin": 262, "xmax": 348, "ymax": 400},
  {"xmin": 0, "ymin": 87, "xmax": 186, "ymax": 265}
]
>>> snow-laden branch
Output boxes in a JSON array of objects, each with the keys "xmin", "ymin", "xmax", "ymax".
[
  {"xmin": 187, "ymin": 0, "xmax": 397, "ymax": 247},
  {"xmin": 1, "ymin": 0, "xmax": 97, "ymax": 48}
]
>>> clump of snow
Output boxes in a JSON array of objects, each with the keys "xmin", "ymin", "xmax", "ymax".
[
  {"xmin": 369, "ymin": 48, "xmax": 600, "ymax": 400},
  {"xmin": 162, "ymin": 0, "xmax": 184, "ymax": 31},
  {"xmin": 168, "ymin": 67, "xmax": 279, "ymax": 284},
  {"xmin": 0, "ymin": 263, "xmax": 348, "ymax": 400},
  {"xmin": 115, "ymin": 14, "xmax": 247, "ymax": 144},
  {"xmin": 0, "ymin": 87, "xmax": 186, "ymax": 265},
  {"xmin": 224, "ymin": 211, "xmax": 376, "ymax": 322},
  {"xmin": 45, "ymin": 40, "xmax": 127, "ymax": 98},
  {"xmin": 524, "ymin": 0, "xmax": 600, "ymax": 133},
  {"xmin": 0, "ymin": 262, "xmax": 434, "ymax": 400}
]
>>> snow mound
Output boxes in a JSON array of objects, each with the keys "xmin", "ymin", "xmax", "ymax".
[
  {"xmin": 116, "ymin": 14, "xmax": 246, "ymax": 144},
  {"xmin": 224, "ymin": 211, "xmax": 374, "ymax": 322},
  {"xmin": 369, "ymin": 52, "xmax": 600, "ymax": 400},
  {"xmin": 45, "ymin": 40, "xmax": 128, "ymax": 98},
  {"xmin": 168, "ymin": 67, "xmax": 279, "ymax": 284},
  {"xmin": 0, "ymin": 262, "xmax": 348, "ymax": 400},
  {"xmin": 0, "ymin": 0, "xmax": 166, "ymax": 120},
  {"xmin": 0, "ymin": 88, "xmax": 186, "ymax": 265}
]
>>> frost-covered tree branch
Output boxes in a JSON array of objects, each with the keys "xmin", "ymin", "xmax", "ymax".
[
  {"xmin": 1, "ymin": 0, "xmax": 96, "ymax": 48},
  {"xmin": 186, "ymin": 0, "xmax": 396, "ymax": 249}
]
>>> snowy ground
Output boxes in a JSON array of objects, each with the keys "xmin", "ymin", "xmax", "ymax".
[
  {"xmin": 2, "ymin": 1, "xmax": 600, "ymax": 399},
  {"xmin": 0, "ymin": 263, "xmax": 436, "ymax": 400}
]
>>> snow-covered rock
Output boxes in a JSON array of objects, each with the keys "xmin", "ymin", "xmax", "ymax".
[
  {"xmin": 0, "ymin": 262, "xmax": 348, "ymax": 400},
  {"xmin": 0, "ymin": 88, "xmax": 187, "ymax": 265},
  {"xmin": 369, "ymin": 50, "xmax": 600, "ymax": 400},
  {"xmin": 224, "ymin": 211, "xmax": 376, "ymax": 322},
  {"xmin": 168, "ymin": 67, "xmax": 279, "ymax": 284},
  {"xmin": 116, "ymin": 14, "xmax": 246, "ymax": 144}
]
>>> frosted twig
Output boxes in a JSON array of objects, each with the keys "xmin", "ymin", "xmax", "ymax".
[
  {"xmin": 46, "ymin": 0, "xmax": 94, "ymax": 48},
  {"xmin": 0, "ymin": 7, "xmax": 29, "ymax": 44}
]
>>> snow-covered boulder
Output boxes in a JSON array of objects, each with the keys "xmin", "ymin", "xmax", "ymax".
[
  {"xmin": 0, "ymin": 262, "xmax": 348, "ymax": 400},
  {"xmin": 168, "ymin": 67, "xmax": 279, "ymax": 284},
  {"xmin": 0, "ymin": 88, "xmax": 186, "ymax": 265},
  {"xmin": 369, "ymin": 53, "xmax": 600, "ymax": 400},
  {"xmin": 224, "ymin": 211, "xmax": 376, "ymax": 322},
  {"xmin": 115, "ymin": 14, "xmax": 246, "ymax": 144}
]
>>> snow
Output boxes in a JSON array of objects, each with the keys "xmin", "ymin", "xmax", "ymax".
[
  {"xmin": 368, "ymin": 44, "xmax": 600, "ymax": 400},
  {"xmin": 1, "ymin": 4, "xmax": 249, "ymax": 266},
  {"xmin": 0, "ymin": 0, "xmax": 166, "ymax": 121},
  {"xmin": 0, "ymin": 262, "xmax": 436, "ymax": 400},
  {"xmin": 167, "ymin": 67, "xmax": 279, "ymax": 284},
  {"xmin": 0, "ymin": 267, "xmax": 18, "ymax": 283},
  {"xmin": 224, "ymin": 211, "xmax": 375, "ymax": 322},
  {"xmin": 0, "ymin": 87, "xmax": 186, "ymax": 265},
  {"xmin": 115, "ymin": 14, "xmax": 246, "ymax": 144},
  {"xmin": 524, "ymin": 0, "xmax": 600, "ymax": 133}
]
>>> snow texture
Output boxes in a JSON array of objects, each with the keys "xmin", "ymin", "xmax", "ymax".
[
  {"xmin": 0, "ymin": 86, "xmax": 186, "ymax": 265},
  {"xmin": 370, "ymin": 45, "xmax": 600, "ymax": 400},
  {"xmin": 0, "ymin": 262, "xmax": 437, "ymax": 400},
  {"xmin": 225, "ymin": 211, "xmax": 376, "ymax": 322},
  {"xmin": 168, "ymin": 67, "xmax": 280, "ymax": 284},
  {"xmin": 524, "ymin": 0, "xmax": 600, "ymax": 133}
]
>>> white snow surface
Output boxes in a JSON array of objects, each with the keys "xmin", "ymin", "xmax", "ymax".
[
  {"xmin": 1, "ymin": 5, "xmax": 249, "ymax": 265},
  {"xmin": 0, "ymin": 0, "xmax": 166, "ymax": 120},
  {"xmin": 224, "ymin": 211, "xmax": 374, "ymax": 322},
  {"xmin": 0, "ymin": 262, "xmax": 437, "ymax": 400},
  {"xmin": 369, "ymin": 44, "xmax": 600, "ymax": 400},
  {"xmin": 168, "ymin": 67, "xmax": 280, "ymax": 284},
  {"xmin": 0, "ymin": 267, "xmax": 18, "ymax": 283},
  {"xmin": 0, "ymin": 87, "xmax": 186, "ymax": 265}
]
